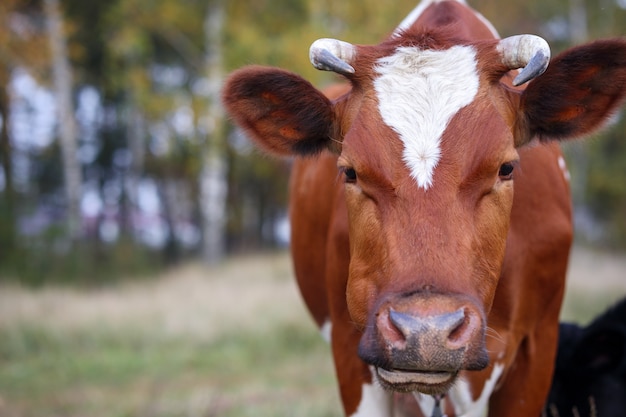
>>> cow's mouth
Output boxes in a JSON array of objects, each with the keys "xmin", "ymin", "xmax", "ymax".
[{"xmin": 374, "ymin": 367, "xmax": 457, "ymax": 395}]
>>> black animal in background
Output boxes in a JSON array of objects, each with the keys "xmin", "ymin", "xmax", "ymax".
[{"xmin": 544, "ymin": 297, "xmax": 626, "ymax": 417}]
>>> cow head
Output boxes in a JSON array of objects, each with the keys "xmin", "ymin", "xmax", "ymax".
[{"xmin": 222, "ymin": 29, "xmax": 626, "ymax": 395}]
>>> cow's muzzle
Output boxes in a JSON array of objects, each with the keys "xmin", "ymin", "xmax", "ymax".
[{"xmin": 358, "ymin": 294, "xmax": 489, "ymax": 395}]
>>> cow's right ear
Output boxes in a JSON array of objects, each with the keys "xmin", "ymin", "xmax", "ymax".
[
  {"xmin": 515, "ymin": 39, "xmax": 626, "ymax": 146},
  {"xmin": 222, "ymin": 65, "xmax": 336, "ymax": 157}
]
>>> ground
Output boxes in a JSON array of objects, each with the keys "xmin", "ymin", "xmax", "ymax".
[{"xmin": 0, "ymin": 246, "xmax": 624, "ymax": 417}]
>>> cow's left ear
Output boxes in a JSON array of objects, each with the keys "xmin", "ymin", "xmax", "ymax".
[
  {"xmin": 222, "ymin": 65, "xmax": 336, "ymax": 157},
  {"xmin": 516, "ymin": 39, "xmax": 626, "ymax": 147}
]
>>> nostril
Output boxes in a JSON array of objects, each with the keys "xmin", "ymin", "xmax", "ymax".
[
  {"xmin": 379, "ymin": 309, "xmax": 411, "ymax": 350},
  {"xmin": 388, "ymin": 308, "xmax": 426, "ymax": 339},
  {"xmin": 447, "ymin": 312, "xmax": 467, "ymax": 340},
  {"xmin": 446, "ymin": 309, "xmax": 476, "ymax": 350},
  {"xmin": 379, "ymin": 306, "xmax": 480, "ymax": 354},
  {"xmin": 388, "ymin": 308, "xmax": 470, "ymax": 347}
]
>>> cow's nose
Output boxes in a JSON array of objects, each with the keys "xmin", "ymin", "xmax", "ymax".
[
  {"xmin": 358, "ymin": 295, "xmax": 488, "ymax": 378},
  {"xmin": 387, "ymin": 308, "xmax": 470, "ymax": 352}
]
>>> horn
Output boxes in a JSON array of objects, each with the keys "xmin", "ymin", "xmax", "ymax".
[
  {"xmin": 497, "ymin": 35, "xmax": 551, "ymax": 86},
  {"xmin": 309, "ymin": 38, "xmax": 356, "ymax": 75}
]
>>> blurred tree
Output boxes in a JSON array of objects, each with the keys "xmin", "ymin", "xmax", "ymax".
[
  {"xmin": 200, "ymin": 0, "xmax": 228, "ymax": 264},
  {"xmin": 2, "ymin": 0, "xmax": 626, "ymax": 284},
  {"xmin": 222, "ymin": 0, "xmax": 626, "ymax": 249},
  {"xmin": 44, "ymin": 0, "xmax": 83, "ymax": 242},
  {"xmin": 0, "ymin": 0, "xmax": 48, "ymax": 267},
  {"xmin": 579, "ymin": 0, "xmax": 626, "ymax": 247},
  {"xmin": 0, "ymin": 67, "xmax": 14, "ymax": 261}
]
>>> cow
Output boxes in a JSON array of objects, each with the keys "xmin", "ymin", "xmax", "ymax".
[
  {"xmin": 222, "ymin": 0, "xmax": 626, "ymax": 416},
  {"xmin": 544, "ymin": 298, "xmax": 626, "ymax": 417}
]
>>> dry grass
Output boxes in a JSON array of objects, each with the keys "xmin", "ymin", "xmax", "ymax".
[
  {"xmin": 0, "ymin": 252, "xmax": 339, "ymax": 417},
  {"xmin": 0, "ymin": 246, "xmax": 624, "ymax": 417},
  {"xmin": 0, "ymin": 252, "xmax": 304, "ymax": 339}
]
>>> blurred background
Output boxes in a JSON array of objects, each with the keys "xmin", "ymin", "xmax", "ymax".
[{"xmin": 0, "ymin": 0, "xmax": 625, "ymax": 416}]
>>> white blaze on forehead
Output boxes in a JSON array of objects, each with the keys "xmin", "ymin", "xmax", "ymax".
[{"xmin": 374, "ymin": 45, "xmax": 480, "ymax": 189}]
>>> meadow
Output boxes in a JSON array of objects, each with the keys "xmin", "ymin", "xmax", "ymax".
[{"xmin": 0, "ymin": 247, "xmax": 624, "ymax": 417}]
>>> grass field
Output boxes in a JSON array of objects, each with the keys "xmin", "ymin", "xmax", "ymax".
[{"xmin": 0, "ymin": 247, "xmax": 625, "ymax": 417}]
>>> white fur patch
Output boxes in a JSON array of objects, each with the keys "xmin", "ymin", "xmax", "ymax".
[
  {"xmin": 320, "ymin": 319, "xmax": 332, "ymax": 343},
  {"xmin": 350, "ymin": 369, "xmax": 392, "ymax": 417},
  {"xmin": 411, "ymin": 363, "xmax": 504, "ymax": 417},
  {"xmin": 448, "ymin": 363, "xmax": 504, "ymax": 416},
  {"xmin": 558, "ymin": 156, "xmax": 571, "ymax": 182},
  {"xmin": 412, "ymin": 392, "xmax": 436, "ymax": 416},
  {"xmin": 374, "ymin": 45, "xmax": 480, "ymax": 189}
]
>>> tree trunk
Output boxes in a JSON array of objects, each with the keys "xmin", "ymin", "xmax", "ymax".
[
  {"xmin": 126, "ymin": 100, "xmax": 146, "ymax": 239},
  {"xmin": 44, "ymin": 0, "xmax": 83, "ymax": 242},
  {"xmin": 199, "ymin": 0, "xmax": 227, "ymax": 264},
  {"xmin": 0, "ymin": 67, "xmax": 16, "ymax": 260},
  {"xmin": 568, "ymin": 0, "xmax": 589, "ymax": 208}
]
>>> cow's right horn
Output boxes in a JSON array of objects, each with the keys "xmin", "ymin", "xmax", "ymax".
[
  {"xmin": 497, "ymin": 35, "xmax": 551, "ymax": 86},
  {"xmin": 310, "ymin": 38, "xmax": 356, "ymax": 75}
]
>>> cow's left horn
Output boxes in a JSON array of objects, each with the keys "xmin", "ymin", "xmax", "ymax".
[
  {"xmin": 310, "ymin": 38, "xmax": 356, "ymax": 75},
  {"xmin": 497, "ymin": 35, "xmax": 551, "ymax": 86}
]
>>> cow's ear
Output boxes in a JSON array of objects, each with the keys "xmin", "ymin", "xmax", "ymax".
[
  {"xmin": 222, "ymin": 65, "xmax": 336, "ymax": 157},
  {"xmin": 516, "ymin": 39, "xmax": 626, "ymax": 147}
]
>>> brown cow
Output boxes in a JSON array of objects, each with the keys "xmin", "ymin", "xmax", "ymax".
[{"xmin": 222, "ymin": 0, "xmax": 626, "ymax": 416}]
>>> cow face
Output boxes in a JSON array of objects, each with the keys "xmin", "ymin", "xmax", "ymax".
[
  {"xmin": 333, "ymin": 37, "xmax": 520, "ymax": 393},
  {"xmin": 223, "ymin": 33, "xmax": 626, "ymax": 395}
]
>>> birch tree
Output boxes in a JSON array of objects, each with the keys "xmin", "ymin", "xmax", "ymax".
[
  {"xmin": 0, "ymin": 67, "xmax": 15, "ymax": 258},
  {"xmin": 199, "ymin": 0, "xmax": 227, "ymax": 263},
  {"xmin": 565, "ymin": 0, "xmax": 590, "ymax": 212},
  {"xmin": 44, "ymin": 0, "xmax": 83, "ymax": 242}
]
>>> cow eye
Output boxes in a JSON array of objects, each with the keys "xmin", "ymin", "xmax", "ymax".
[
  {"xmin": 498, "ymin": 162, "xmax": 515, "ymax": 180},
  {"xmin": 342, "ymin": 167, "xmax": 357, "ymax": 183}
]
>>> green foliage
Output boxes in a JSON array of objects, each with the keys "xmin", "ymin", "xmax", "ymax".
[
  {"xmin": 0, "ymin": 238, "xmax": 161, "ymax": 287},
  {"xmin": 225, "ymin": 143, "xmax": 290, "ymax": 251},
  {"xmin": 228, "ymin": 0, "xmax": 309, "ymax": 37},
  {"xmin": 3, "ymin": 0, "xmax": 626, "ymax": 283},
  {"xmin": 585, "ymin": 114, "xmax": 626, "ymax": 247}
]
